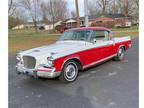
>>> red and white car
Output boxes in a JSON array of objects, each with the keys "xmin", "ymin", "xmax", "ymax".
[{"xmin": 16, "ymin": 27, "xmax": 131, "ymax": 82}]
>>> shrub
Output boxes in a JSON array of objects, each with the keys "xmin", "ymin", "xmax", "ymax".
[{"xmin": 91, "ymin": 21, "xmax": 115, "ymax": 28}]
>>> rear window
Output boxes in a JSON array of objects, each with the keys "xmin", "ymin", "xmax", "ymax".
[{"xmin": 91, "ymin": 30, "xmax": 109, "ymax": 41}]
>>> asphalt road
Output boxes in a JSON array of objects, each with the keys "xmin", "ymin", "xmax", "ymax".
[{"xmin": 9, "ymin": 38, "xmax": 138, "ymax": 108}]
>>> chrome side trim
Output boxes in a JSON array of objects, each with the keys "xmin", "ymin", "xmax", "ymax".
[{"xmin": 83, "ymin": 54, "xmax": 117, "ymax": 69}]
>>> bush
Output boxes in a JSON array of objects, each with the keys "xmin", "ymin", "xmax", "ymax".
[
  {"xmin": 91, "ymin": 21, "xmax": 115, "ymax": 28},
  {"xmin": 8, "ymin": 16, "xmax": 24, "ymax": 29}
]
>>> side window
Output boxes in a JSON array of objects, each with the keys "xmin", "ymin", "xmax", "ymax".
[
  {"xmin": 91, "ymin": 30, "xmax": 109, "ymax": 41},
  {"xmin": 105, "ymin": 31, "xmax": 109, "ymax": 40}
]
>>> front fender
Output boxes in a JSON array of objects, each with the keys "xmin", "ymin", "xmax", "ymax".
[{"xmin": 53, "ymin": 54, "xmax": 81, "ymax": 72}]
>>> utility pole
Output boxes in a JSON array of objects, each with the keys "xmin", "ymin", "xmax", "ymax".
[
  {"xmin": 75, "ymin": 0, "xmax": 80, "ymax": 27},
  {"xmin": 50, "ymin": 0, "xmax": 55, "ymax": 31},
  {"xmin": 34, "ymin": 0, "xmax": 38, "ymax": 33},
  {"xmin": 84, "ymin": 0, "xmax": 89, "ymax": 27}
]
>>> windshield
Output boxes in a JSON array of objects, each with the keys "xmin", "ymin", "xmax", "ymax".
[{"xmin": 59, "ymin": 30, "xmax": 91, "ymax": 41}]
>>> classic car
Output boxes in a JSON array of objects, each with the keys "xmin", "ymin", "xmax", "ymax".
[{"xmin": 16, "ymin": 27, "xmax": 131, "ymax": 82}]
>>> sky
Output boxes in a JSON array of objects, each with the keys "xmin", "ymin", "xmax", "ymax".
[{"xmin": 67, "ymin": 0, "xmax": 85, "ymax": 17}]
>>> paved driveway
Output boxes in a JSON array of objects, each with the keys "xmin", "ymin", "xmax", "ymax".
[{"xmin": 9, "ymin": 38, "xmax": 138, "ymax": 108}]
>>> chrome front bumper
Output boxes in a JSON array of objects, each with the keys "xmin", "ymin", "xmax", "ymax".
[{"xmin": 16, "ymin": 65, "xmax": 61, "ymax": 78}]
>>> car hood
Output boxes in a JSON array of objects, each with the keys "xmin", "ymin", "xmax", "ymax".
[{"xmin": 20, "ymin": 41, "xmax": 86, "ymax": 59}]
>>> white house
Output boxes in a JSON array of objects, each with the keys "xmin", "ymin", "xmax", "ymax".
[
  {"xmin": 44, "ymin": 21, "xmax": 62, "ymax": 30},
  {"xmin": 44, "ymin": 24, "xmax": 54, "ymax": 30},
  {"xmin": 12, "ymin": 24, "xmax": 25, "ymax": 30}
]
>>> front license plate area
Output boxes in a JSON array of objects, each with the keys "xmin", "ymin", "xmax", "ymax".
[{"xmin": 23, "ymin": 69, "xmax": 37, "ymax": 77}]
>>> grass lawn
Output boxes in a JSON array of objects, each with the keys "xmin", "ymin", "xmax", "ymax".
[
  {"xmin": 9, "ymin": 26, "xmax": 139, "ymax": 54},
  {"xmin": 112, "ymin": 26, "xmax": 138, "ymax": 38}
]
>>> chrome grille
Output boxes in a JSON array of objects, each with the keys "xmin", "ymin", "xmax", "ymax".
[{"xmin": 23, "ymin": 56, "xmax": 36, "ymax": 69}]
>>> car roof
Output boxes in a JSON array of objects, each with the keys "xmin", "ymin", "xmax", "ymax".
[{"xmin": 65, "ymin": 27, "xmax": 111, "ymax": 32}]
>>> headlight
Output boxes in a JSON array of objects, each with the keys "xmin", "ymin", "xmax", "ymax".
[
  {"xmin": 47, "ymin": 56, "xmax": 54, "ymax": 67},
  {"xmin": 16, "ymin": 53, "xmax": 21, "ymax": 61}
]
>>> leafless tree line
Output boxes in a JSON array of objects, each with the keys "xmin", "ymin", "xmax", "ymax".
[
  {"xmin": 88, "ymin": 0, "xmax": 139, "ymax": 17},
  {"xmin": 40, "ymin": 0, "xmax": 67, "ymax": 28},
  {"xmin": 9, "ymin": 0, "xmax": 139, "ymax": 30},
  {"xmin": 8, "ymin": 0, "xmax": 66, "ymax": 31},
  {"xmin": 8, "ymin": 0, "xmax": 17, "ymax": 16}
]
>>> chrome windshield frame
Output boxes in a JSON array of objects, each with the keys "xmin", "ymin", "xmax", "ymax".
[{"xmin": 58, "ymin": 30, "xmax": 93, "ymax": 42}]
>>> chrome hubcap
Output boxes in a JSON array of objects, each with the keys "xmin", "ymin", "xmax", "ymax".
[
  {"xmin": 65, "ymin": 64, "xmax": 76, "ymax": 79},
  {"xmin": 118, "ymin": 48, "xmax": 124, "ymax": 58}
]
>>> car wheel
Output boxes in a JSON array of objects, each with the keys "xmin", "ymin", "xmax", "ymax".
[
  {"xmin": 59, "ymin": 60, "xmax": 79, "ymax": 83},
  {"xmin": 114, "ymin": 47, "xmax": 125, "ymax": 61}
]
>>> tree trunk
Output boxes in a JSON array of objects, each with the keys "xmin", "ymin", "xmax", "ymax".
[
  {"xmin": 34, "ymin": 20, "xmax": 38, "ymax": 33},
  {"xmin": 50, "ymin": 0, "xmax": 55, "ymax": 31}
]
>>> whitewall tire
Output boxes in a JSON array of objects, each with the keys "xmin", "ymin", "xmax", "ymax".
[
  {"xmin": 59, "ymin": 60, "xmax": 79, "ymax": 83},
  {"xmin": 114, "ymin": 47, "xmax": 125, "ymax": 61}
]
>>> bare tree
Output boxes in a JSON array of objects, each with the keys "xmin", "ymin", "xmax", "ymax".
[
  {"xmin": 134, "ymin": 0, "xmax": 139, "ymax": 8},
  {"xmin": 97, "ymin": 0, "xmax": 110, "ymax": 14},
  {"xmin": 109, "ymin": 0, "xmax": 119, "ymax": 14},
  {"xmin": 88, "ymin": 0, "xmax": 100, "ymax": 15},
  {"xmin": 40, "ymin": 0, "xmax": 67, "ymax": 30},
  {"xmin": 20, "ymin": 0, "xmax": 41, "ymax": 32},
  {"xmin": 8, "ymin": 0, "xmax": 13, "ymax": 12},
  {"xmin": 40, "ymin": 3, "xmax": 49, "ymax": 24},
  {"xmin": 133, "ymin": 0, "xmax": 139, "ymax": 14},
  {"xmin": 49, "ymin": 0, "xmax": 55, "ymax": 30},
  {"xmin": 88, "ymin": 0, "xmax": 138, "ymax": 17},
  {"xmin": 123, "ymin": 0, "xmax": 129, "ymax": 16},
  {"xmin": 117, "ymin": 0, "xmax": 135, "ymax": 16},
  {"xmin": 8, "ymin": 0, "xmax": 17, "ymax": 16},
  {"xmin": 70, "ymin": 10, "xmax": 76, "ymax": 18}
]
